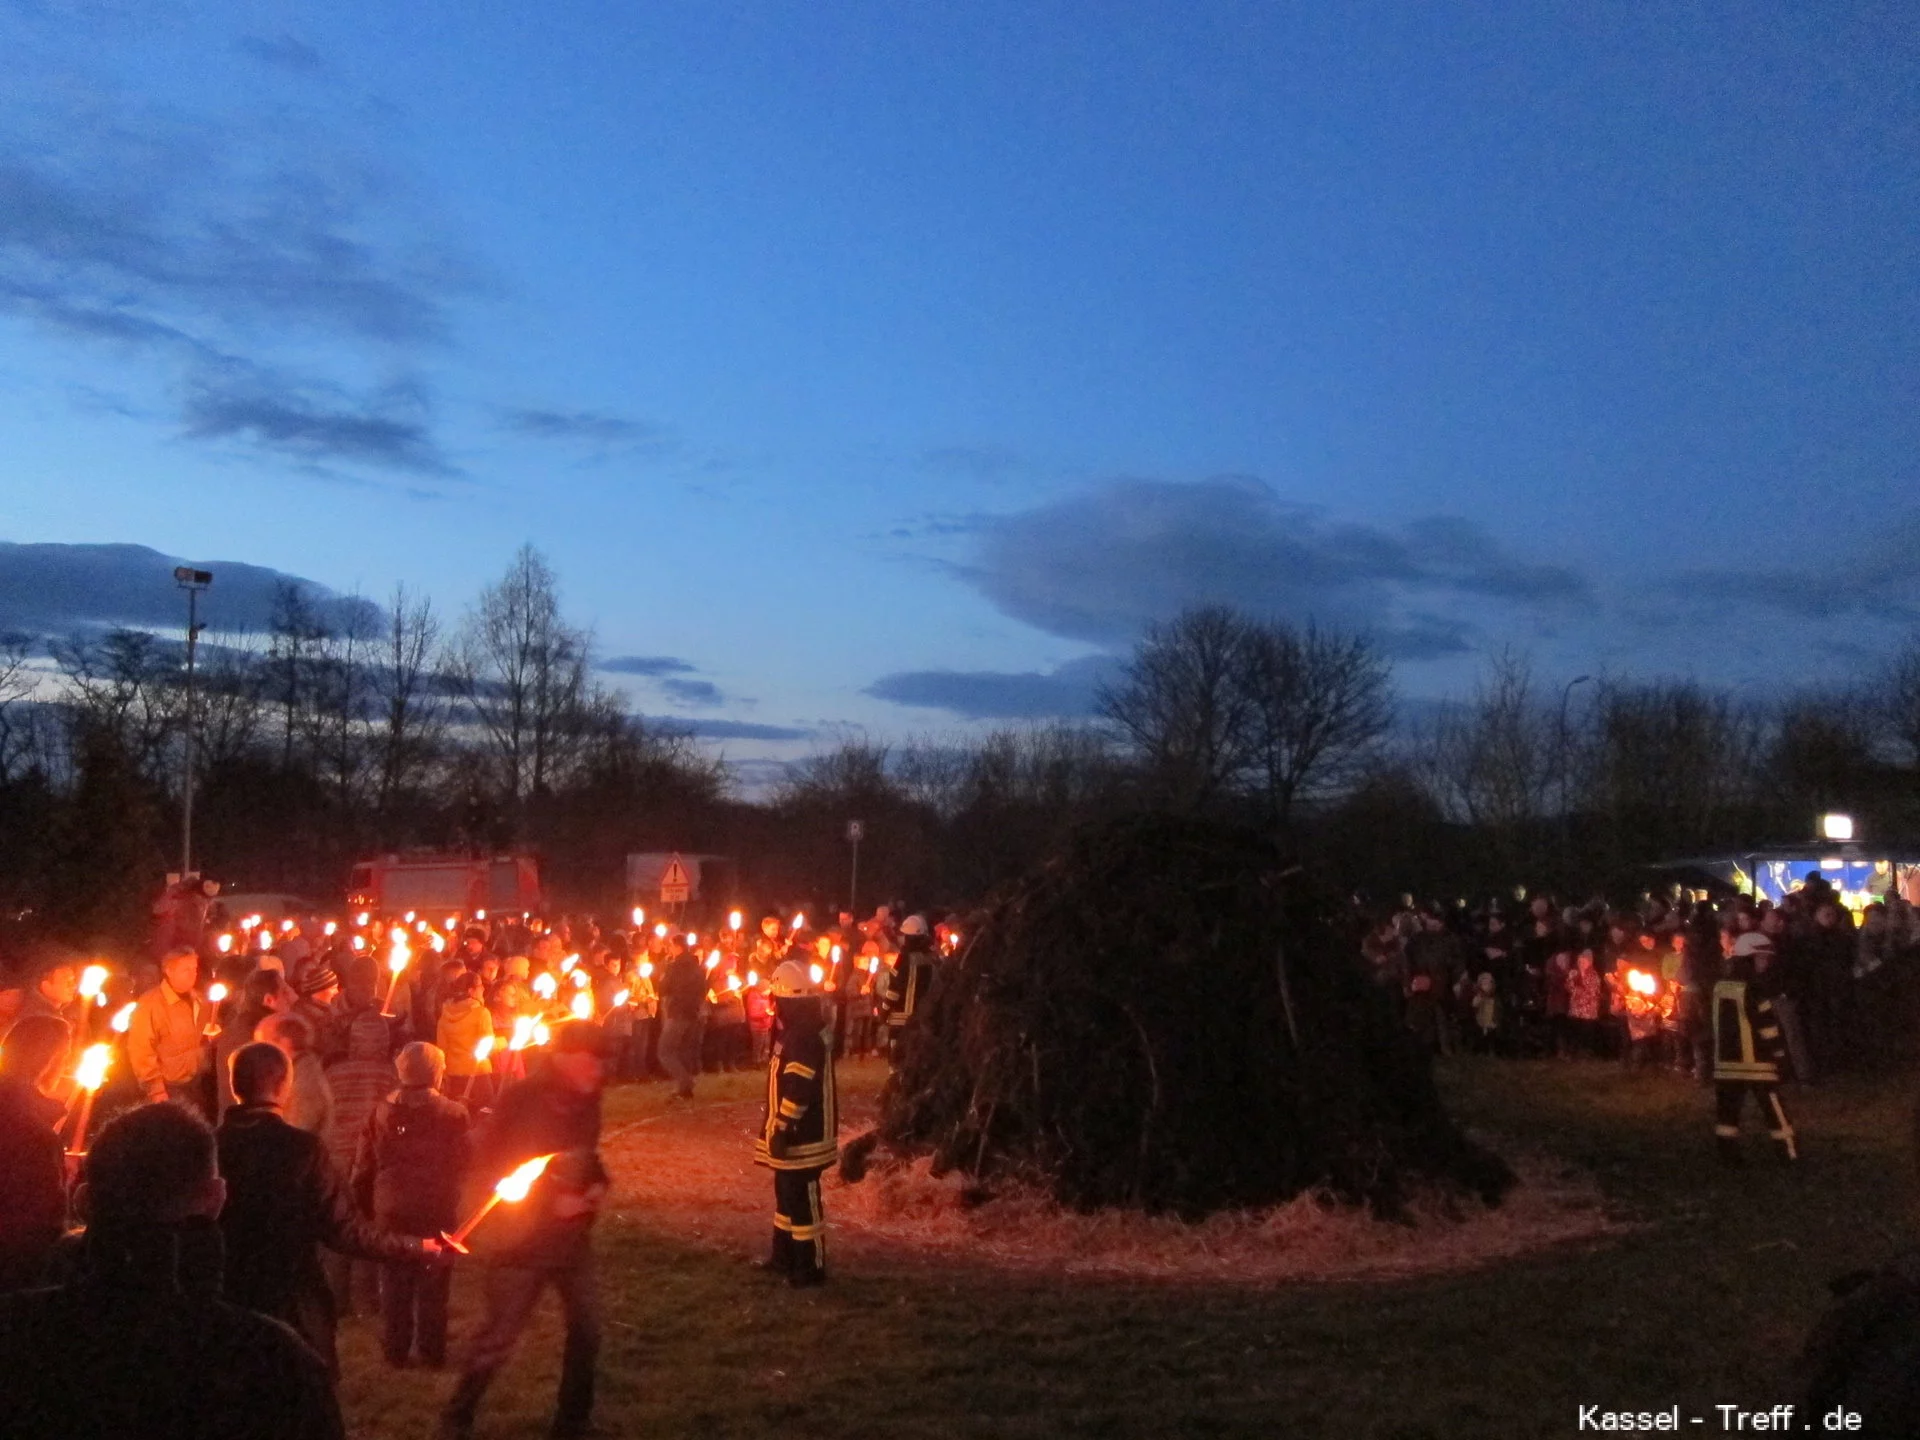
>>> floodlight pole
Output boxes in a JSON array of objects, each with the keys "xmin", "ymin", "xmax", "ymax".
[{"xmin": 174, "ymin": 567, "xmax": 213, "ymax": 877}]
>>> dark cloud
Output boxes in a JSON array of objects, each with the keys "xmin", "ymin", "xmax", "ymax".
[
  {"xmin": 600, "ymin": 655, "xmax": 697, "ymax": 677},
  {"xmin": 0, "ymin": 93, "xmax": 478, "ymax": 475},
  {"xmin": 645, "ymin": 716, "xmax": 814, "ymax": 742},
  {"xmin": 956, "ymin": 477, "xmax": 1589, "ymax": 659},
  {"xmin": 500, "ymin": 408, "xmax": 674, "ymax": 452},
  {"xmin": 1653, "ymin": 511, "xmax": 1920, "ymax": 630},
  {"xmin": 660, "ymin": 677, "xmax": 723, "ymax": 708},
  {"xmin": 235, "ymin": 34, "xmax": 324, "ymax": 73},
  {"xmin": 0, "ymin": 541, "xmax": 381, "ymax": 637},
  {"xmin": 865, "ymin": 654, "xmax": 1119, "ymax": 720},
  {"xmin": 181, "ymin": 370, "xmax": 452, "ymax": 475}
]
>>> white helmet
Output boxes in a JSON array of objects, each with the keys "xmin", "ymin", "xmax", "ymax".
[
  {"xmin": 899, "ymin": 914, "xmax": 929, "ymax": 937},
  {"xmin": 769, "ymin": 960, "xmax": 818, "ymax": 997}
]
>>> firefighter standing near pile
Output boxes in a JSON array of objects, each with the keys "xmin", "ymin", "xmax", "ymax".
[
  {"xmin": 875, "ymin": 914, "xmax": 935, "ymax": 1066},
  {"xmin": 1711, "ymin": 931, "xmax": 1797, "ymax": 1164},
  {"xmin": 754, "ymin": 961, "xmax": 838, "ymax": 1287}
]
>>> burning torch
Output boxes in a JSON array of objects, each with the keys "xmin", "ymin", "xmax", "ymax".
[
  {"xmin": 66, "ymin": 1043, "xmax": 114, "ymax": 1155},
  {"xmin": 443, "ymin": 1153, "xmax": 556, "ymax": 1253}
]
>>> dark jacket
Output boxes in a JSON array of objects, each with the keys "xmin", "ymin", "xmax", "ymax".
[
  {"xmin": 658, "ymin": 952, "xmax": 708, "ymax": 1023},
  {"xmin": 352, "ymin": 1087, "xmax": 472, "ymax": 1236},
  {"xmin": 469, "ymin": 1071, "xmax": 607, "ymax": 1269},
  {"xmin": 0, "ymin": 1219, "xmax": 343, "ymax": 1440},
  {"xmin": 0, "ymin": 1081, "xmax": 66, "ymax": 1293},
  {"xmin": 215, "ymin": 1103, "xmax": 422, "ymax": 1372},
  {"xmin": 756, "ymin": 996, "xmax": 838, "ymax": 1172}
]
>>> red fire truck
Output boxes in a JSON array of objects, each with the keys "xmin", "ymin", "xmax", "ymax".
[{"xmin": 346, "ymin": 854, "xmax": 542, "ymax": 917}]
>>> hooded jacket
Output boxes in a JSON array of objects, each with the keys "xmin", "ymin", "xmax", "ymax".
[{"xmin": 437, "ymin": 996, "xmax": 495, "ymax": 1078}]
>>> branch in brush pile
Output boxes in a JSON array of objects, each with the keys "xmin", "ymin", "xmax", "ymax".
[{"xmin": 852, "ymin": 812, "xmax": 1514, "ymax": 1219}]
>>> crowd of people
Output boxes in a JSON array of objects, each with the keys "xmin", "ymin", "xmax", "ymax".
[
  {"xmin": 1360, "ymin": 876, "xmax": 1920, "ymax": 1083},
  {"xmin": 11, "ymin": 864, "xmax": 1910, "ymax": 1435},
  {"xmin": 0, "ymin": 894, "xmax": 948, "ymax": 1438}
]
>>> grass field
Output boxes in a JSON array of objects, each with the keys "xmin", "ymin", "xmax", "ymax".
[{"xmin": 339, "ymin": 1057, "xmax": 1920, "ymax": 1439}]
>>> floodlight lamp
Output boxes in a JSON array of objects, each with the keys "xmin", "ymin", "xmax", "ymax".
[
  {"xmin": 173, "ymin": 566, "xmax": 213, "ymax": 587},
  {"xmin": 1819, "ymin": 813, "xmax": 1854, "ymax": 843}
]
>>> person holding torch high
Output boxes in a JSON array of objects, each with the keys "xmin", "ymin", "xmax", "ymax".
[{"xmin": 441, "ymin": 1020, "xmax": 610, "ymax": 1440}]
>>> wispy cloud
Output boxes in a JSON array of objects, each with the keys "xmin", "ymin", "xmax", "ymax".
[
  {"xmin": 500, "ymin": 407, "xmax": 673, "ymax": 450},
  {"xmin": 182, "ymin": 368, "xmax": 452, "ymax": 475},
  {"xmin": 660, "ymin": 676, "xmax": 724, "ymax": 707},
  {"xmin": 600, "ymin": 654, "xmax": 697, "ymax": 677},
  {"xmin": 921, "ymin": 443, "xmax": 1021, "ymax": 482},
  {"xmin": 647, "ymin": 716, "xmax": 814, "ymax": 742},
  {"xmin": 1650, "ymin": 511, "xmax": 1920, "ymax": 630},
  {"xmin": 866, "ymin": 654, "xmax": 1118, "ymax": 720},
  {"xmin": 235, "ymin": 33, "xmax": 324, "ymax": 73}
]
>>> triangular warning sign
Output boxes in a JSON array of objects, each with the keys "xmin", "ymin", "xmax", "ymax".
[{"xmin": 659, "ymin": 853, "xmax": 692, "ymax": 903}]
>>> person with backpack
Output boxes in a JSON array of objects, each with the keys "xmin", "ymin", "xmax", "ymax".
[{"xmin": 353, "ymin": 1041, "xmax": 472, "ymax": 1369}]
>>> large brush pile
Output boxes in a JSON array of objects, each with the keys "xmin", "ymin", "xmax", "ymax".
[{"xmin": 864, "ymin": 813, "xmax": 1512, "ymax": 1219}]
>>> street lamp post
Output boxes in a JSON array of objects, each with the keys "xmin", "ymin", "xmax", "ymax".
[{"xmin": 173, "ymin": 567, "xmax": 213, "ymax": 877}]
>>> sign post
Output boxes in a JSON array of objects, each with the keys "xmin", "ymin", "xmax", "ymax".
[{"xmin": 846, "ymin": 819, "xmax": 863, "ymax": 917}]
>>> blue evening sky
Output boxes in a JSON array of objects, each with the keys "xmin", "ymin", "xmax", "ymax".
[{"xmin": 2, "ymin": 1, "xmax": 1915, "ymax": 767}]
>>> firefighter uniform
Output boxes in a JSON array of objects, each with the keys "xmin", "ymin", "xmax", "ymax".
[
  {"xmin": 755, "ymin": 968, "xmax": 838, "ymax": 1287},
  {"xmin": 876, "ymin": 918, "xmax": 935, "ymax": 1065},
  {"xmin": 1711, "ymin": 971, "xmax": 1796, "ymax": 1163}
]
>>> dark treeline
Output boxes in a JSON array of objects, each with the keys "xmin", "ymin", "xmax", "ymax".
[{"xmin": 4, "ymin": 561, "xmax": 1919, "ymax": 954}]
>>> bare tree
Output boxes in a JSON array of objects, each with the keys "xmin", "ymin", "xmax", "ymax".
[
  {"xmin": 1768, "ymin": 688, "xmax": 1879, "ymax": 819},
  {"xmin": 1579, "ymin": 679, "xmax": 1762, "ymax": 858},
  {"xmin": 0, "ymin": 632, "xmax": 37, "ymax": 781},
  {"xmin": 894, "ymin": 736, "xmax": 972, "ymax": 820},
  {"xmin": 1875, "ymin": 633, "xmax": 1920, "ymax": 768},
  {"xmin": 306, "ymin": 590, "xmax": 377, "ymax": 813},
  {"xmin": 370, "ymin": 583, "xmax": 445, "ymax": 815},
  {"xmin": 1420, "ymin": 650, "xmax": 1555, "ymax": 831},
  {"xmin": 1242, "ymin": 622, "xmax": 1392, "ymax": 825},
  {"xmin": 777, "ymin": 734, "xmax": 896, "ymax": 811},
  {"xmin": 192, "ymin": 631, "xmax": 271, "ymax": 774},
  {"xmin": 51, "ymin": 628, "xmax": 180, "ymax": 782},
  {"xmin": 1097, "ymin": 605, "xmax": 1258, "ymax": 811},
  {"xmin": 452, "ymin": 545, "xmax": 593, "ymax": 817},
  {"xmin": 267, "ymin": 581, "xmax": 330, "ymax": 774}
]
